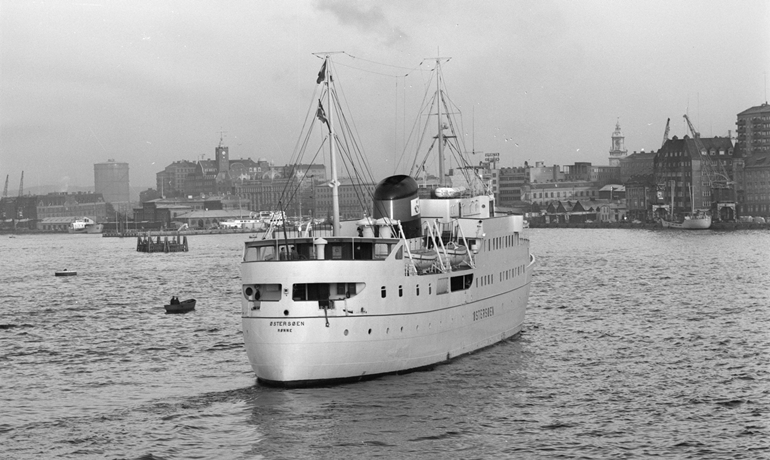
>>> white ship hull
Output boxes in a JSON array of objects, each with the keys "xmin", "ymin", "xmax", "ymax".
[
  {"xmin": 661, "ymin": 214, "xmax": 711, "ymax": 229},
  {"xmin": 68, "ymin": 217, "xmax": 103, "ymax": 234},
  {"xmin": 240, "ymin": 213, "xmax": 534, "ymax": 387}
]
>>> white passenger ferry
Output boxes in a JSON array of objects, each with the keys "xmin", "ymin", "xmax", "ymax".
[{"xmin": 239, "ymin": 55, "xmax": 534, "ymax": 387}]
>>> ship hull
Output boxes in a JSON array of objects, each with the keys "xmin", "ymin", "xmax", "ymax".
[
  {"xmin": 240, "ymin": 215, "xmax": 534, "ymax": 387},
  {"xmin": 661, "ymin": 215, "xmax": 711, "ymax": 229},
  {"xmin": 242, "ymin": 281, "xmax": 531, "ymax": 386}
]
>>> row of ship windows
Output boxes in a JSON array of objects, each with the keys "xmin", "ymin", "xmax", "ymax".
[
  {"xmin": 379, "ymin": 263, "xmax": 527, "ymax": 299},
  {"xmin": 485, "ymin": 234, "xmax": 519, "ymax": 252},
  {"xmin": 381, "ymin": 274, "xmax": 474, "ymax": 298}
]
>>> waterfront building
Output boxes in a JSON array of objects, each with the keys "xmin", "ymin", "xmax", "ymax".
[
  {"xmin": 529, "ymin": 162, "xmax": 564, "ymax": 183},
  {"xmin": 620, "ymin": 150, "xmax": 656, "ymax": 183},
  {"xmin": 0, "ymin": 195, "xmax": 38, "ymax": 229},
  {"xmin": 497, "ymin": 166, "xmax": 529, "ymax": 211},
  {"xmin": 313, "ymin": 179, "xmax": 377, "ymax": 220},
  {"xmin": 563, "ymin": 162, "xmax": 592, "ymax": 182},
  {"xmin": 735, "ymin": 102, "xmax": 770, "ymax": 157},
  {"xmin": 543, "ymin": 200, "xmax": 599, "ymax": 224},
  {"xmin": 36, "ymin": 192, "xmax": 107, "ymax": 221},
  {"xmin": 156, "ymin": 160, "xmax": 196, "ymax": 197},
  {"xmin": 94, "ymin": 160, "xmax": 130, "ymax": 204},
  {"xmin": 653, "ymin": 135, "xmax": 735, "ymax": 219},
  {"xmin": 624, "ymin": 174, "xmax": 656, "ymax": 221},
  {"xmin": 741, "ymin": 152, "xmax": 770, "ymax": 218},
  {"xmin": 597, "ymin": 201, "xmax": 628, "ymax": 222},
  {"xmin": 598, "ymin": 184, "xmax": 625, "ymax": 201},
  {"xmin": 525, "ymin": 181, "xmax": 599, "ymax": 206}
]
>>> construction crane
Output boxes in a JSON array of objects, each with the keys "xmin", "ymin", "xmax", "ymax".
[
  {"xmin": 2, "ymin": 174, "xmax": 8, "ymax": 198},
  {"xmin": 683, "ymin": 114, "xmax": 732, "ymax": 189},
  {"xmin": 661, "ymin": 118, "xmax": 670, "ymax": 148}
]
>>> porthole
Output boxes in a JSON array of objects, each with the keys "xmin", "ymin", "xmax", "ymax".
[
  {"xmin": 368, "ymin": 329, "xmax": 372, "ymax": 335},
  {"xmin": 344, "ymin": 329, "xmax": 349, "ymax": 336},
  {"xmin": 283, "ymin": 310, "xmax": 289, "ymax": 316}
]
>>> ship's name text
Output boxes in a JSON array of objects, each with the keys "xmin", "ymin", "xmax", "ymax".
[
  {"xmin": 270, "ymin": 321, "xmax": 305, "ymax": 327},
  {"xmin": 473, "ymin": 307, "xmax": 494, "ymax": 321}
]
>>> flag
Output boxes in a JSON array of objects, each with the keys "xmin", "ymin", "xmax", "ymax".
[
  {"xmin": 316, "ymin": 100, "xmax": 328, "ymax": 125},
  {"xmin": 316, "ymin": 61, "xmax": 326, "ymax": 84}
]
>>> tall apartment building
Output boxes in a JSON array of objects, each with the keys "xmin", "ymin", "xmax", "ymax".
[
  {"xmin": 94, "ymin": 160, "xmax": 130, "ymax": 204},
  {"xmin": 653, "ymin": 135, "xmax": 735, "ymax": 216},
  {"xmin": 497, "ymin": 167, "xmax": 529, "ymax": 208},
  {"xmin": 736, "ymin": 102, "xmax": 770, "ymax": 156},
  {"xmin": 157, "ymin": 160, "xmax": 197, "ymax": 197}
]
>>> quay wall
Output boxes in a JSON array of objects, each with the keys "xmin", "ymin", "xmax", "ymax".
[{"xmin": 528, "ymin": 221, "xmax": 770, "ymax": 231}]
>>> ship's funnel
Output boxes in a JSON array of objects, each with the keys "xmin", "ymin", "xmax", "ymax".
[{"xmin": 372, "ymin": 175, "xmax": 421, "ymax": 239}]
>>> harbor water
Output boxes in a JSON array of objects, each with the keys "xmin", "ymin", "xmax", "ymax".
[{"xmin": 1, "ymin": 230, "xmax": 768, "ymax": 459}]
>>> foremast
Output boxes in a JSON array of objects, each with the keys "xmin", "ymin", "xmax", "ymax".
[{"xmin": 314, "ymin": 52, "xmax": 342, "ymax": 236}]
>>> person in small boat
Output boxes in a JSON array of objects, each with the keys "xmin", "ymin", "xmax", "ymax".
[{"xmin": 170, "ymin": 296, "xmax": 179, "ymax": 305}]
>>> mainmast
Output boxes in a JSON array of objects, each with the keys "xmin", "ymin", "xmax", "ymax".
[
  {"xmin": 436, "ymin": 58, "xmax": 445, "ymax": 187},
  {"xmin": 427, "ymin": 57, "xmax": 452, "ymax": 187}
]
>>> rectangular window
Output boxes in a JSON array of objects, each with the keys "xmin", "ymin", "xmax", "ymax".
[
  {"xmin": 437, "ymin": 277, "xmax": 449, "ymax": 294},
  {"xmin": 450, "ymin": 274, "xmax": 474, "ymax": 292}
]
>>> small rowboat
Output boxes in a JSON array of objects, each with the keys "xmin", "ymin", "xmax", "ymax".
[
  {"xmin": 164, "ymin": 298, "xmax": 196, "ymax": 314},
  {"xmin": 55, "ymin": 270, "xmax": 77, "ymax": 277}
]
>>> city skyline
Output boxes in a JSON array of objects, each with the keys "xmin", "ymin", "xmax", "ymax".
[{"xmin": 1, "ymin": 1, "xmax": 768, "ymax": 191}]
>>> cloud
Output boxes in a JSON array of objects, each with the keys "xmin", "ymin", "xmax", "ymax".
[{"xmin": 315, "ymin": 0, "xmax": 407, "ymax": 46}]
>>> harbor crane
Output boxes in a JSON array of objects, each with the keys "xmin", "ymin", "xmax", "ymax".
[
  {"xmin": 661, "ymin": 118, "xmax": 670, "ymax": 148},
  {"xmin": 2, "ymin": 174, "xmax": 8, "ymax": 198},
  {"xmin": 18, "ymin": 171, "xmax": 24, "ymax": 197},
  {"xmin": 683, "ymin": 114, "xmax": 732, "ymax": 189}
]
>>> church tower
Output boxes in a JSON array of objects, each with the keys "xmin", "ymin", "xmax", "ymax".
[
  {"xmin": 609, "ymin": 120, "xmax": 627, "ymax": 167},
  {"xmin": 215, "ymin": 133, "xmax": 230, "ymax": 180}
]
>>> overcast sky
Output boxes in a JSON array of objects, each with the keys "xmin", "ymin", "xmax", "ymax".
[{"xmin": 1, "ymin": 0, "xmax": 769, "ymax": 191}]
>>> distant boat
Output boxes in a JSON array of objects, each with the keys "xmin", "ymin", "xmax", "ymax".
[
  {"xmin": 55, "ymin": 269, "xmax": 77, "ymax": 277},
  {"xmin": 164, "ymin": 298, "xmax": 196, "ymax": 314},
  {"xmin": 220, "ymin": 215, "xmax": 265, "ymax": 230},
  {"xmin": 69, "ymin": 217, "xmax": 103, "ymax": 234},
  {"xmin": 660, "ymin": 182, "xmax": 712, "ymax": 230},
  {"xmin": 661, "ymin": 214, "xmax": 712, "ymax": 229}
]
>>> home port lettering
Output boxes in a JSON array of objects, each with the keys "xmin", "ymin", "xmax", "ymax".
[
  {"xmin": 270, "ymin": 320, "xmax": 305, "ymax": 333},
  {"xmin": 473, "ymin": 307, "xmax": 494, "ymax": 321}
]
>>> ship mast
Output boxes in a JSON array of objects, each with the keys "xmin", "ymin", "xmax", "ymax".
[
  {"xmin": 436, "ymin": 58, "xmax": 445, "ymax": 187},
  {"xmin": 314, "ymin": 53, "xmax": 342, "ymax": 236},
  {"xmin": 325, "ymin": 57, "xmax": 340, "ymax": 236},
  {"xmin": 431, "ymin": 57, "xmax": 451, "ymax": 187}
]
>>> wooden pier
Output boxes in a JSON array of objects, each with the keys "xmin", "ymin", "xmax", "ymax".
[{"xmin": 136, "ymin": 234, "xmax": 189, "ymax": 253}]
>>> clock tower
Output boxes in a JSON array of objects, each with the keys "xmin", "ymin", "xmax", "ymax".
[
  {"xmin": 609, "ymin": 119, "xmax": 627, "ymax": 167},
  {"xmin": 215, "ymin": 133, "xmax": 230, "ymax": 180}
]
